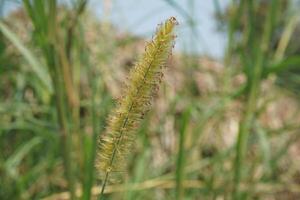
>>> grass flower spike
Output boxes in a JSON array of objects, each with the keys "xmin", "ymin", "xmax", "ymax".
[{"xmin": 96, "ymin": 17, "xmax": 178, "ymax": 196}]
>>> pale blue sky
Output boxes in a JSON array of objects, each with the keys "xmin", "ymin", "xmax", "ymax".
[
  {"xmin": 2, "ymin": 0, "xmax": 229, "ymax": 59},
  {"xmin": 90, "ymin": 0, "xmax": 229, "ymax": 59}
]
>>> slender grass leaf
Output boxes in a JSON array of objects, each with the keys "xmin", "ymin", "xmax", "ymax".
[{"xmin": 0, "ymin": 21, "xmax": 53, "ymax": 93}]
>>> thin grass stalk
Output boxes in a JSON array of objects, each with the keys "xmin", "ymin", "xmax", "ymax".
[
  {"xmin": 82, "ymin": 84, "xmax": 109, "ymax": 200},
  {"xmin": 225, "ymin": 0, "xmax": 245, "ymax": 64},
  {"xmin": 52, "ymin": 54, "xmax": 76, "ymax": 200},
  {"xmin": 176, "ymin": 108, "xmax": 191, "ymax": 200},
  {"xmin": 232, "ymin": 0, "xmax": 279, "ymax": 199},
  {"xmin": 22, "ymin": 0, "xmax": 77, "ymax": 198},
  {"xmin": 82, "ymin": 81, "xmax": 98, "ymax": 200}
]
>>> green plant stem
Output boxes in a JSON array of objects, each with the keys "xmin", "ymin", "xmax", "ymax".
[
  {"xmin": 232, "ymin": 0, "xmax": 279, "ymax": 199},
  {"xmin": 233, "ymin": 68, "xmax": 260, "ymax": 199},
  {"xmin": 83, "ymin": 82, "xmax": 109, "ymax": 200},
  {"xmin": 82, "ymin": 79, "xmax": 98, "ymax": 200},
  {"xmin": 225, "ymin": 0, "xmax": 245, "ymax": 64},
  {"xmin": 22, "ymin": 1, "xmax": 77, "ymax": 198},
  {"xmin": 99, "ymin": 172, "xmax": 110, "ymax": 200},
  {"xmin": 176, "ymin": 108, "xmax": 191, "ymax": 200},
  {"xmin": 51, "ymin": 48, "xmax": 76, "ymax": 200}
]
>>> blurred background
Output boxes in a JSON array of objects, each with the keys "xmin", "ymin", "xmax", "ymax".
[{"xmin": 1, "ymin": 0, "xmax": 300, "ymax": 199}]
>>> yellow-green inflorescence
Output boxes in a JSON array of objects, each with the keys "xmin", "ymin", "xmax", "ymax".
[{"xmin": 96, "ymin": 17, "xmax": 178, "ymax": 182}]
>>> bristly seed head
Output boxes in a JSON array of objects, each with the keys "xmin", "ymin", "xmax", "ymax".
[{"xmin": 96, "ymin": 17, "xmax": 178, "ymax": 181}]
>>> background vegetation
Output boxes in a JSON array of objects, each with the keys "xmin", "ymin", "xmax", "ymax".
[{"xmin": 1, "ymin": 0, "xmax": 300, "ymax": 199}]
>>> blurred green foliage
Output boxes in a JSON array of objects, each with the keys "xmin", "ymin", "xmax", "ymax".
[{"xmin": 1, "ymin": 0, "xmax": 300, "ymax": 200}]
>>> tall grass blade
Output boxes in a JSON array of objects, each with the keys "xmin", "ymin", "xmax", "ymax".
[
  {"xmin": 0, "ymin": 21, "xmax": 52, "ymax": 93},
  {"xmin": 176, "ymin": 108, "xmax": 191, "ymax": 200}
]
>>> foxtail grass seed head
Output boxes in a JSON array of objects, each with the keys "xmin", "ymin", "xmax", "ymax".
[{"xmin": 96, "ymin": 17, "xmax": 178, "ymax": 181}]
